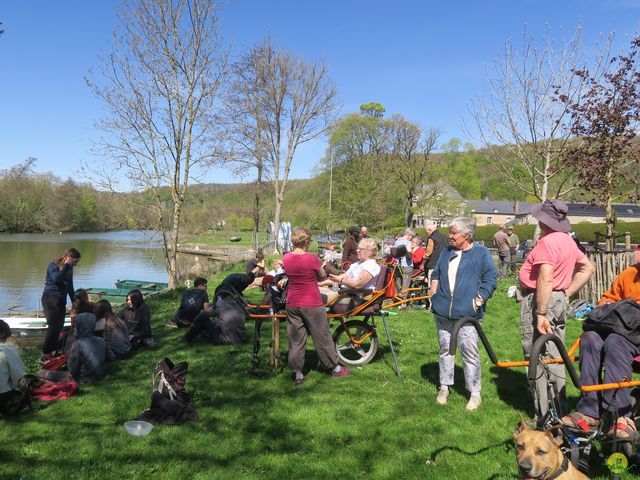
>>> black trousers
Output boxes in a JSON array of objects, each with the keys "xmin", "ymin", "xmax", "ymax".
[{"xmin": 42, "ymin": 293, "xmax": 66, "ymax": 354}]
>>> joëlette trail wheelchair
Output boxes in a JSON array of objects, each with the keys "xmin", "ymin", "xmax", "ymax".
[
  {"xmin": 247, "ymin": 264, "xmax": 432, "ymax": 377},
  {"xmin": 448, "ymin": 317, "xmax": 640, "ymax": 474}
]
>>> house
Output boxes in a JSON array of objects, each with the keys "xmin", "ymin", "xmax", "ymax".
[
  {"xmin": 517, "ymin": 202, "xmax": 640, "ymax": 225},
  {"xmin": 466, "ymin": 200, "xmax": 535, "ymax": 227}
]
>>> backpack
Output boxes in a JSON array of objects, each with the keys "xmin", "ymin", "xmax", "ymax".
[
  {"xmin": 179, "ymin": 289, "xmax": 206, "ymax": 320},
  {"xmin": 152, "ymin": 357, "xmax": 190, "ymax": 404}
]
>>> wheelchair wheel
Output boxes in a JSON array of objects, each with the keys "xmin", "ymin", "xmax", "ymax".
[{"xmin": 333, "ymin": 320, "xmax": 378, "ymax": 366}]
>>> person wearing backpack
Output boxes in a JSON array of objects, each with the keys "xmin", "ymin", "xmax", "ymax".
[
  {"xmin": 166, "ymin": 277, "xmax": 209, "ymax": 328},
  {"xmin": 182, "ymin": 269, "xmax": 258, "ymax": 345}
]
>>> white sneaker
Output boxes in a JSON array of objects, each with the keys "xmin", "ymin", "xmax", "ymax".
[
  {"xmin": 436, "ymin": 388, "xmax": 449, "ymax": 405},
  {"xmin": 466, "ymin": 395, "xmax": 481, "ymax": 411}
]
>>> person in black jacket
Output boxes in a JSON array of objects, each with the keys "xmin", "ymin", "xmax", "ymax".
[
  {"xmin": 118, "ymin": 289, "xmax": 154, "ymax": 348},
  {"xmin": 183, "ymin": 270, "xmax": 258, "ymax": 345},
  {"xmin": 169, "ymin": 277, "xmax": 209, "ymax": 328},
  {"xmin": 41, "ymin": 248, "xmax": 81, "ymax": 359},
  {"xmin": 423, "ymin": 225, "xmax": 446, "ymax": 283}
]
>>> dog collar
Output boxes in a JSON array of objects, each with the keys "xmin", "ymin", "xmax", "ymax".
[{"xmin": 545, "ymin": 455, "xmax": 569, "ymax": 480}]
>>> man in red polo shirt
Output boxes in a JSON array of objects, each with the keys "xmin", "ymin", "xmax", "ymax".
[{"xmin": 519, "ymin": 199, "xmax": 594, "ymax": 420}]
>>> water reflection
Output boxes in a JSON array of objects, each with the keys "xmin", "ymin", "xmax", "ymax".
[{"xmin": 0, "ymin": 231, "xmax": 167, "ymax": 311}]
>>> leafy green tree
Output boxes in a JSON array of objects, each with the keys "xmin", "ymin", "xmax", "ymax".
[
  {"xmin": 360, "ymin": 102, "xmax": 385, "ymax": 118},
  {"xmin": 558, "ymin": 36, "xmax": 640, "ymax": 250}
]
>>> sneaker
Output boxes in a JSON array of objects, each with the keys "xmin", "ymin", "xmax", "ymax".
[
  {"xmin": 466, "ymin": 395, "xmax": 481, "ymax": 411},
  {"xmin": 294, "ymin": 374, "xmax": 308, "ymax": 386},
  {"xmin": 164, "ymin": 319, "xmax": 178, "ymax": 328},
  {"xmin": 436, "ymin": 387, "xmax": 449, "ymax": 405},
  {"xmin": 331, "ymin": 366, "xmax": 351, "ymax": 378},
  {"xmin": 39, "ymin": 354, "xmax": 52, "ymax": 366}
]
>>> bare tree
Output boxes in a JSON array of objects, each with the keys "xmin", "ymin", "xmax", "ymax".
[
  {"xmin": 387, "ymin": 115, "xmax": 441, "ymax": 226},
  {"xmin": 87, "ymin": 0, "xmax": 229, "ymax": 287},
  {"xmin": 227, "ymin": 39, "xmax": 337, "ymax": 252},
  {"xmin": 467, "ymin": 26, "xmax": 608, "ymax": 204}
]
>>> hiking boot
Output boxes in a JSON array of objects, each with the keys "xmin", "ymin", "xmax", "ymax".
[
  {"xmin": 332, "ymin": 366, "xmax": 351, "ymax": 378},
  {"xmin": 466, "ymin": 395, "xmax": 481, "ymax": 411},
  {"xmin": 164, "ymin": 319, "xmax": 178, "ymax": 328},
  {"xmin": 436, "ymin": 387, "xmax": 449, "ymax": 406}
]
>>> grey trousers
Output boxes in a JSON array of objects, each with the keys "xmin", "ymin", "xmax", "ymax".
[
  {"xmin": 286, "ymin": 306, "xmax": 338, "ymax": 374},
  {"xmin": 435, "ymin": 314, "xmax": 482, "ymax": 395},
  {"xmin": 396, "ymin": 265, "xmax": 414, "ymax": 299},
  {"xmin": 520, "ymin": 290, "xmax": 568, "ymax": 419}
]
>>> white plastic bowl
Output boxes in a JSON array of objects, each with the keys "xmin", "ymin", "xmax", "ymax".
[{"xmin": 124, "ymin": 420, "xmax": 153, "ymax": 437}]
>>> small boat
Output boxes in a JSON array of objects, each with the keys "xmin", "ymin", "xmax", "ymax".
[
  {"xmin": 115, "ymin": 279, "xmax": 168, "ymax": 291},
  {"xmin": 1, "ymin": 316, "xmax": 71, "ymax": 339},
  {"xmin": 87, "ymin": 280, "xmax": 168, "ymax": 304}
]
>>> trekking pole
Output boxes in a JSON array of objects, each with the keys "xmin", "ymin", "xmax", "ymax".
[{"xmin": 380, "ymin": 310, "xmax": 400, "ymax": 377}]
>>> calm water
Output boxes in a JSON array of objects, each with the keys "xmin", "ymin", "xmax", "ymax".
[{"xmin": 0, "ymin": 231, "xmax": 167, "ymax": 311}]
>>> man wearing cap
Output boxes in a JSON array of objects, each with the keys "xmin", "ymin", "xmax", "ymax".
[
  {"xmin": 507, "ymin": 227, "xmax": 520, "ymax": 274},
  {"xmin": 493, "ymin": 224, "xmax": 511, "ymax": 278},
  {"xmin": 519, "ymin": 199, "xmax": 595, "ymax": 420}
]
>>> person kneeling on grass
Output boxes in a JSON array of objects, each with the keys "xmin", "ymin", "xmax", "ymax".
[
  {"xmin": 561, "ymin": 263, "xmax": 640, "ymax": 439},
  {"xmin": 166, "ymin": 277, "xmax": 209, "ymax": 328},
  {"xmin": 183, "ymin": 269, "xmax": 259, "ymax": 345}
]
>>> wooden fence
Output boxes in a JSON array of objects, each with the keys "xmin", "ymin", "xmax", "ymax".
[{"xmin": 581, "ymin": 251, "xmax": 636, "ymax": 304}]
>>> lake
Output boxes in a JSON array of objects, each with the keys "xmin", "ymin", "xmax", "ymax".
[{"xmin": 0, "ymin": 231, "xmax": 167, "ymax": 312}]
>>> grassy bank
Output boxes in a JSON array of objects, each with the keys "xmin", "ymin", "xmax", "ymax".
[{"xmin": 0, "ymin": 271, "xmax": 633, "ymax": 479}]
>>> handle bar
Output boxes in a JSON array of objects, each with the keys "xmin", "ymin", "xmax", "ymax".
[
  {"xmin": 527, "ymin": 333, "xmax": 581, "ymax": 389},
  {"xmin": 448, "ymin": 317, "xmax": 499, "ymax": 365}
]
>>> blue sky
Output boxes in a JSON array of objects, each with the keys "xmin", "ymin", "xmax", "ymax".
[{"xmin": 1, "ymin": 1, "xmax": 639, "ymax": 186}]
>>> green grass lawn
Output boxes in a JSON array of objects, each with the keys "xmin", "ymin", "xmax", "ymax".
[{"xmin": 0, "ymin": 273, "xmax": 635, "ymax": 479}]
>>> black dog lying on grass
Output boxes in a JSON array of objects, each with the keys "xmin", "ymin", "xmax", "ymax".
[{"xmin": 0, "ymin": 374, "xmax": 41, "ymax": 416}]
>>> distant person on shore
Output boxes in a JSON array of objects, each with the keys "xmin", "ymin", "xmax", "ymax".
[
  {"xmin": 41, "ymin": 248, "xmax": 81, "ymax": 362},
  {"xmin": 119, "ymin": 289, "xmax": 154, "ymax": 348},
  {"xmin": 95, "ymin": 300, "xmax": 131, "ymax": 361}
]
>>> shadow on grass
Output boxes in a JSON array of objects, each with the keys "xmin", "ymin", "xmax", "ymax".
[
  {"xmin": 429, "ymin": 438, "xmax": 514, "ymax": 478},
  {"xmin": 489, "ymin": 365, "xmax": 535, "ymax": 416},
  {"xmin": 420, "ymin": 362, "xmax": 469, "ymax": 397}
]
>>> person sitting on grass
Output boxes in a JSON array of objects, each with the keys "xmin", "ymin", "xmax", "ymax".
[
  {"xmin": 561, "ymin": 262, "xmax": 640, "ymax": 439},
  {"xmin": 167, "ymin": 277, "xmax": 209, "ymax": 328},
  {"xmin": 183, "ymin": 269, "xmax": 259, "ymax": 345},
  {"xmin": 95, "ymin": 300, "xmax": 131, "ymax": 361},
  {"xmin": 68, "ymin": 313, "xmax": 106, "ymax": 384},
  {"xmin": 118, "ymin": 289, "xmax": 154, "ymax": 348},
  {"xmin": 0, "ymin": 319, "xmax": 28, "ymax": 415}
]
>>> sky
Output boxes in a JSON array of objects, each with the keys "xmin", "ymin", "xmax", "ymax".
[{"xmin": 1, "ymin": 0, "xmax": 640, "ymax": 187}]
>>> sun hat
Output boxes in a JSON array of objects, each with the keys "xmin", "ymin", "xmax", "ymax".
[{"xmin": 531, "ymin": 199, "xmax": 571, "ymax": 233}]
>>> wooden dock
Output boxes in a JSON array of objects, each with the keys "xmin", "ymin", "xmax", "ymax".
[{"xmin": 171, "ymin": 244, "xmax": 254, "ymax": 263}]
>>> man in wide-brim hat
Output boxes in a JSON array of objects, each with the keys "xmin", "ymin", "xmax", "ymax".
[{"xmin": 517, "ymin": 199, "xmax": 595, "ymax": 422}]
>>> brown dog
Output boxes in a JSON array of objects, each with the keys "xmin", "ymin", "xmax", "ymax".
[{"xmin": 514, "ymin": 420, "xmax": 589, "ymax": 479}]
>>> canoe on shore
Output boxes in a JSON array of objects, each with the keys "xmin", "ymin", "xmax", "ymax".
[
  {"xmin": 87, "ymin": 279, "xmax": 168, "ymax": 304},
  {"xmin": 115, "ymin": 279, "xmax": 168, "ymax": 291},
  {"xmin": 1, "ymin": 315, "xmax": 71, "ymax": 338}
]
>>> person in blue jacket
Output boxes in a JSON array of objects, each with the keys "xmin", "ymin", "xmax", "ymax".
[
  {"xmin": 430, "ymin": 217, "xmax": 497, "ymax": 411},
  {"xmin": 41, "ymin": 248, "xmax": 81, "ymax": 359}
]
